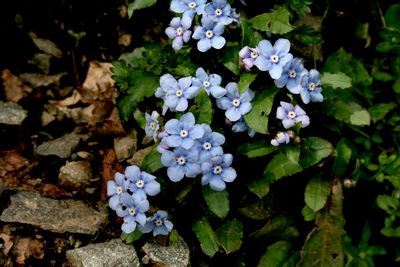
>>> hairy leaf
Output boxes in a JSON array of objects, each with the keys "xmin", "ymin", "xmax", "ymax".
[
  {"xmin": 215, "ymin": 220, "xmax": 243, "ymax": 254},
  {"xmin": 192, "ymin": 219, "xmax": 219, "ymax": 257},
  {"xmin": 202, "ymin": 187, "xmax": 229, "ymax": 219},
  {"xmin": 250, "ymin": 6, "xmax": 294, "ymax": 35},
  {"xmin": 320, "ymin": 72, "xmax": 352, "ymax": 89}
]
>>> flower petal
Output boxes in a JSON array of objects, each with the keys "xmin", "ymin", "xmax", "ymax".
[{"xmin": 167, "ymin": 166, "xmax": 185, "ymax": 182}]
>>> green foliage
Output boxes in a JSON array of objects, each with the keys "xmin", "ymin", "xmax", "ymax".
[
  {"xmin": 141, "ymin": 145, "xmax": 163, "ymax": 173},
  {"xmin": 128, "ymin": 0, "xmax": 157, "ymax": 18},
  {"xmin": 215, "ymin": 220, "xmax": 243, "ymax": 254},
  {"xmin": 258, "ymin": 241, "xmax": 292, "ymax": 267},
  {"xmin": 202, "ymin": 187, "xmax": 229, "ymax": 219},
  {"xmin": 189, "ymin": 89, "xmax": 213, "ymax": 125},
  {"xmin": 249, "ymin": 6, "xmax": 294, "ymax": 35},
  {"xmin": 120, "ymin": 230, "xmax": 143, "ymax": 244},
  {"xmin": 192, "ymin": 219, "xmax": 219, "ymax": 257}
]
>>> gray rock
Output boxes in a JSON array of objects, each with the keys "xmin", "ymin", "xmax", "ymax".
[
  {"xmin": 0, "ymin": 101, "xmax": 28, "ymax": 125},
  {"xmin": 142, "ymin": 235, "xmax": 190, "ymax": 267},
  {"xmin": 114, "ymin": 129, "xmax": 137, "ymax": 162},
  {"xmin": 36, "ymin": 132, "xmax": 80, "ymax": 158},
  {"xmin": 59, "ymin": 161, "xmax": 92, "ymax": 190},
  {"xmin": 66, "ymin": 238, "xmax": 140, "ymax": 267},
  {"xmin": 0, "ymin": 191, "xmax": 108, "ymax": 235}
]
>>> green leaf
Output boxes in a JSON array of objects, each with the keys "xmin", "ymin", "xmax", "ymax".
[
  {"xmin": 238, "ymin": 72, "xmax": 258, "ymax": 94},
  {"xmin": 192, "ymin": 219, "xmax": 219, "ymax": 257},
  {"xmin": 248, "ymin": 177, "xmax": 270, "ymax": 198},
  {"xmin": 376, "ymin": 195, "xmax": 399, "ymax": 214},
  {"xmin": 241, "ymin": 18, "xmax": 264, "ymax": 47},
  {"xmin": 120, "ymin": 230, "xmax": 143, "ymax": 244},
  {"xmin": 305, "ymin": 178, "xmax": 331, "ymax": 212},
  {"xmin": 250, "ymin": 6, "xmax": 294, "ymax": 35},
  {"xmin": 117, "ymin": 94, "xmax": 137, "ymax": 121},
  {"xmin": 202, "ymin": 187, "xmax": 229, "ymax": 219},
  {"xmin": 263, "ymin": 152, "xmax": 303, "ymax": 184},
  {"xmin": 258, "ymin": 241, "xmax": 292, "ymax": 267},
  {"xmin": 253, "ymin": 215, "xmax": 299, "ymax": 239},
  {"xmin": 133, "ymin": 109, "xmax": 146, "ymax": 129},
  {"xmin": 237, "ymin": 140, "xmax": 279, "ymax": 158},
  {"xmin": 126, "ymin": 69, "xmax": 159, "ymax": 99},
  {"xmin": 189, "ymin": 89, "xmax": 212, "ymax": 125},
  {"xmin": 239, "ymin": 200, "xmax": 272, "ymax": 220},
  {"xmin": 320, "ymin": 72, "xmax": 352, "ymax": 89},
  {"xmin": 128, "ymin": 0, "xmax": 157, "ymax": 18},
  {"xmin": 384, "ymin": 4, "xmax": 400, "ymax": 31},
  {"xmin": 222, "ymin": 46, "xmax": 241, "ymax": 75},
  {"xmin": 215, "ymin": 220, "xmax": 243, "ymax": 254},
  {"xmin": 300, "ymin": 177, "xmax": 345, "ymax": 267},
  {"xmin": 333, "ymin": 139, "xmax": 353, "ymax": 177},
  {"xmin": 326, "ymin": 100, "xmax": 370, "ymax": 126},
  {"xmin": 302, "ymin": 205, "xmax": 317, "ymax": 221},
  {"xmin": 141, "ymin": 146, "xmax": 163, "ymax": 173},
  {"xmin": 299, "ymin": 137, "xmax": 334, "ymax": 169},
  {"xmin": 244, "ymin": 86, "xmax": 278, "ymax": 134},
  {"xmin": 323, "ymin": 48, "xmax": 372, "ymax": 87},
  {"xmin": 368, "ymin": 103, "xmax": 396, "ymax": 123}
]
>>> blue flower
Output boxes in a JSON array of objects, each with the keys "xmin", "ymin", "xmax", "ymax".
[
  {"xmin": 165, "ymin": 17, "xmax": 192, "ymax": 50},
  {"xmin": 274, "ymin": 57, "xmax": 307, "ymax": 94},
  {"xmin": 163, "ymin": 76, "xmax": 199, "ymax": 114},
  {"xmin": 155, "ymin": 74, "xmax": 179, "ymax": 115},
  {"xmin": 138, "ymin": 210, "xmax": 174, "ymax": 236},
  {"xmin": 239, "ymin": 46, "xmax": 259, "ymax": 70},
  {"xmin": 116, "ymin": 193, "xmax": 149, "ymax": 234},
  {"xmin": 201, "ymin": 153, "xmax": 237, "ymax": 191},
  {"xmin": 107, "ymin": 172, "xmax": 129, "ymax": 210},
  {"xmin": 170, "ymin": 0, "xmax": 206, "ymax": 26},
  {"xmin": 192, "ymin": 67, "xmax": 226, "ymax": 98},
  {"xmin": 196, "ymin": 124, "xmax": 225, "ymax": 162},
  {"xmin": 164, "ymin": 112, "xmax": 204, "ymax": 149},
  {"xmin": 300, "ymin": 69, "xmax": 323, "ymax": 104},
  {"xmin": 216, "ymin": 82, "xmax": 255, "ymax": 122},
  {"xmin": 145, "ymin": 111, "xmax": 160, "ymax": 141},
  {"xmin": 271, "ymin": 131, "xmax": 291, "ymax": 146},
  {"xmin": 161, "ymin": 146, "xmax": 202, "ymax": 182},
  {"xmin": 124, "ymin": 165, "xmax": 161, "ymax": 199},
  {"xmin": 204, "ymin": 0, "xmax": 233, "ymax": 25},
  {"xmin": 232, "ymin": 118, "xmax": 255, "ymax": 137},
  {"xmin": 254, "ymin": 39, "xmax": 293, "ymax": 79},
  {"xmin": 276, "ymin": 101, "xmax": 310, "ymax": 129},
  {"xmin": 192, "ymin": 17, "xmax": 226, "ymax": 52}
]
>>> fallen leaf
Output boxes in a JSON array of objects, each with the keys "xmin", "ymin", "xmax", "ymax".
[
  {"xmin": 29, "ymin": 32, "xmax": 63, "ymax": 58},
  {"xmin": 19, "ymin": 72, "xmax": 66, "ymax": 88},
  {"xmin": 90, "ymin": 107, "xmax": 126, "ymax": 137},
  {"xmin": 12, "ymin": 237, "xmax": 45, "ymax": 265},
  {"xmin": 100, "ymin": 148, "xmax": 124, "ymax": 201},
  {"xmin": 1, "ymin": 69, "xmax": 32, "ymax": 102},
  {"xmin": 0, "ymin": 150, "xmax": 30, "ymax": 178},
  {"xmin": 57, "ymin": 90, "xmax": 82, "ymax": 107}
]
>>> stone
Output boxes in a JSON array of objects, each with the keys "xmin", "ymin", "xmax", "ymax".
[
  {"xmin": 141, "ymin": 234, "xmax": 190, "ymax": 267},
  {"xmin": 36, "ymin": 132, "xmax": 80, "ymax": 158},
  {"xmin": 114, "ymin": 129, "xmax": 137, "ymax": 162},
  {"xmin": 0, "ymin": 101, "xmax": 28, "ymax": 125},
  {"xmin": 58, "ymin": 161, "xmax": 92, "ymax": 190},
  {"xmin": 0, "ymin": 191, "xmax": 108, "ymax": 235},
  {"xmin": 66, "ymin": 238, "xmax": 140, "ymax": 267}
]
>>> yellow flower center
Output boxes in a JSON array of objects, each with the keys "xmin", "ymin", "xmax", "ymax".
[
  {"xmin": 129, "ymin": 208, "xmax": 136, "ymax": 216},
  {"xmin": 177, "ymin": 156, "xmax": 186, "ymax": 165},
  {"xmin": 180, "ymin": 130, "xmax": 188, "ymax": 138},
  {"xmin": 232, "ymin": 99, "xmax": 241, "ymax": 107},
  {"xmin": 308, "ymin": 83, "xmax": 315, "ymax": 91},
  {"xmin": 215, "ymin": 8, "xmax": 222, "ymax": 16},
  {"xmin": 213, "ymin": 165, "xmax": 223, "ymax": 174},
  {"xmin": 176, "ymin": 89, "xmax": 183, "ymax": 97},
  {"xmin": 188, "ymin": 2, "xmax": 196, "ymax": 9},
  {"xmin": 203, "ymin": 81, "xmax": 210, "ymax": 87},
  {"xmin": 206, "ymin": 30, "xmax": 214, "ymax": 38},
  {"xmin": 136, "ymin": 180, "xmax": 144, "ymax": 188},
  {"xmin": 250, "ymin": 51, "xmax": 258, "ymax": 58},
  {"xmin": 155, "ymin": 219, "xmax": 163, "ymax": 226},
  {"xmin": 288, "ymin": 111, "xmax": 296, "ymax": 119},
  {"xmin": 289, "ymin": 70, "xmax": 296, "ymax": 78},
  {"xmin": 270, "ymin": 54, "xmax": 279, "ymax": 63},
  {"xmin": 203, "ymin": 142, "xmax": 212, "ymax": 150},
  {"xmin": 176, "ymin": 27, "xmax": 183, "ymax": 36}
]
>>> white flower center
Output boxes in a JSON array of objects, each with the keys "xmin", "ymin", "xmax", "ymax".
[
  {"xmin": 149, "ymin": 122, "xmax": 156, "ymax": 130},
  {"xmin": 232, "ymin": 99, "xmax": 241, "ymax": 107},
  {"xmin": 177, "ymin": 156, "xmax": 186, "ymax": 165},
  {"xmin": 288, "ymin": 111, "xmax": 296, "ymax": 119},
  {"xmin": 176, "ymin": 89, "xmax": 183, "ymax": 97},
  {"xmin": 289, "ymin": 70, "xmax": 296, "ymax": 78},
  {"xmin": 203, "ymin": 142, "xmax": 212, "ymax": 150},
  {"xmin": 308, "ymin": 83, "xmax": 315, "ymax": 91},
  {"xmin": 188, "ymin": 2, "xmax": 196, "ymax": 9},
  {"xmin": 129, "ymin": 207, "xmax": 136, "ymax": 216},
  {"xmin": 155, "ymin": 219, "xmax": 163, "ymax": 226},
  {"xmin": 203, "ymin": 81, "xmax": 210, "ymax": 87},
  {"xmin": 176, "ymin": 27, "xmax": 183, "ymax": 36},
  {"xmin": 136, "ymin": 180, "xmax": 144, "ymax": 188},
  {"xmin": 270, "ymin": 54, "xmax": 279, "ymax": 63},
  {"xmin": 213, "ymin": 165, "xmax": 223, "ymax": 174},
  {"xmin": 206, "ymin": 30, "xmax": 214, "ymax": 38},
  {"xmin": 215, "ymin": 8, "xmax": 222, "ymax": 16},
  {"xmin": 180, "ymin": 129, "xmax": 188, "ymax": 138},
  {"xmin": 250, "ymin": 51, "xmax": 258, "ymax": 58},
  {"xmin": 116, "ymin": 186, "xmax": 123, "ymax": 195}
]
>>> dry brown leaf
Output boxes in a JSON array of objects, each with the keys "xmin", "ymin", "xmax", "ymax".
[
  {"xmin": 56, "ymin": 90, "xmax": 82, "ymax": 107},
  {"xmin": 19, "ymin": 72, "xmax": 66, "ymax": 88},
  {"xmin": 90, "ymin": 107, "xmax": 126, "ymax": 137},
  {"xmin": 0, "ymin": 150, "xmax": 30, "ymax": 178},
  {"xmin": 0, "ymin": 229, "xmax": 15, "ymax": 256},
  {"xmin": 100, "ymin": 148, "xmax": 124, "ymax": 201},
  {"xmin": 12, "ymin": 237, "xmax": 45, "ymax": 265},
  {"xmin": 80, "ymin": 61, "xmax": 117, "ymax": 103},
  {"xmin": 1, "ymin": 69, "xmax": 32, "ymax": 102}
]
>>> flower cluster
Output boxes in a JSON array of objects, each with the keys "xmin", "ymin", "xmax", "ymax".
[
  {"xmin": 157, "ymin": 112, "xmax": 237, "ymax": 191},
  {"xmin": 107, "ymin": 165, "xmax": 173, "ymax": 236},
  {"xmin": 167, "ymin": 0, "xmax": 239, "ymax": 52},
  {"xmin": 239, "ymin": 38, "xmax": 324, "ymax": 145}
]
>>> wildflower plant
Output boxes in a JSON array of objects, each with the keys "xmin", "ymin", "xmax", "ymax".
[{"xmin": 110, "ymin": 0, "xmax": 400, "ymax": 265}]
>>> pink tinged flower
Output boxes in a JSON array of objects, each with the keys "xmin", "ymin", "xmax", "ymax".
[{"xmin": 276, "ymin": 101, "xmax": 310, "ymax": 129}]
